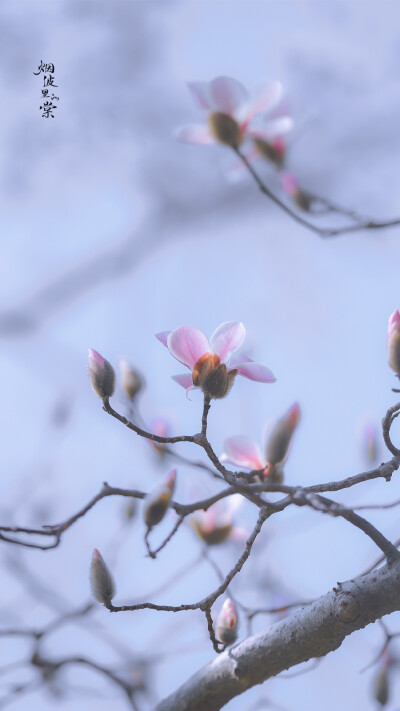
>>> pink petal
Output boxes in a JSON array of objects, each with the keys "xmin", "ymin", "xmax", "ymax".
[
  {"xmin": 210, "ymin": 322, "xmax": 246, "ymax": 363},
  {"xmin": 155, "ymin": 331, "xmax": 171, "ymax": 347},
  {"xmin": 227, "ymin": 351, "xmax": 253, "ymax": 368},
  {"xmin": 88, "ymin": 348, "xmax": 104, "ymax": 368},
  {"xmin": 245, "ymin": 80, "xmax": 283, "ymax": 121},
  {"xmin": 187, "ymin": 81, "xmax": 213, "ymax": 110},
  {"xmin": 174, "ymin": 123, "xmax": 215, "ymax": 145},
  {"xmin": 234, "ymin": 361, "xmax": 276, "ymax": 383},
  {"xmin": 221, "ymin": 436, "xmax": 265, "ymax": 470},
  {"xmin": 167, "ymin": 326, "xmax": 210, "ymax": 369},
  {"xmin": 249, "ymin": 117, "xmax": 294, "ymax": 141},
  {"xmin": 209, "ymin": 76, "xmax": 248, "ymax": 116},
  {"xmin": 171, "ymin": 373, "xmax": 194, "ymax": 389}
]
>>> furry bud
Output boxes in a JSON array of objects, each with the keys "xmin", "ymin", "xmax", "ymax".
[
  {"xmin": 88, "ymin": 349, "xmax": 115, "ymax": 399},
  {"xmin": 120, "ymin": 360, "xmax": 143, "ymax": 400},
  {"xmin": 374, "ymin": 666, "xmax": 389, "ymax": 707},
  {"xmin": 90, "ymin": 549, "xmax": 115, "ymax": 604},
  {"xmin": 266, "ymin": 403, "xmax": 300, "ymax": 465},
  {"xmin": 216, "ymin": 598, "xmax": 238, "ymax": 646},
  {"xmin": 144, "ymin": 470, "xmax": 176, "ymax": 529}
]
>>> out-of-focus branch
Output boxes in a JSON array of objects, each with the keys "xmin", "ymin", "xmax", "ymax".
[{"xmin": 235, "ymin": 149, "xmax": 400, "ymax": 239}]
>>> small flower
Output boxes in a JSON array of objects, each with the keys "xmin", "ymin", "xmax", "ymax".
[
  {"xmin": 221, "ymin": 403, "xmax": 300, "ymax": 480},
  {"xmin": 280, "ymin": 171, "xmax": 311, "ymax": 211},
  {"xmin": 144, "ymin": 470, "xmax": 176, "ymax": 529},
  {"xmin": 88, "ymin": 349, "xmax": 115, "ymax": 399},
  {"xmin": 156, "ymin": 322, "xmax": 275, "ymax": 399},
  {"xmin": 191, "ymin": 494, "xmax": 244, "ymax": 546},
  {"xmin": 215, "ymin": 598, "xmax": 238, "ymax": 646},
  {"xmin": 90, "ymin": 549, "xmax": 116, "ymax": 604},
  {"xmin": 120, "ymin": 360, "xmax": 143, "ymax": 400},
  {"xmin": 175, "ymin": 76, "xmax": 289, "ymax": 150},
  {"xmin": 387, "ymin": 310, "xmax": 400, "ymax": 377}
]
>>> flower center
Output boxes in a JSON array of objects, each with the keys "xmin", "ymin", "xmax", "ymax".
[{"xmin": 207, "ymin": 112, "xmax": 243, "ymax": 148}]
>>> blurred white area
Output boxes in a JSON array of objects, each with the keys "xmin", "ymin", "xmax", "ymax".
[{"xmin": 1, "ymin": 0, "xmax": 400, "ymax": 709}]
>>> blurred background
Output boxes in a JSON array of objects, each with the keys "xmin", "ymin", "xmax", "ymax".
[{"xmin": 1, "ymin": 0, "xmax": 400, "ymax": 709}]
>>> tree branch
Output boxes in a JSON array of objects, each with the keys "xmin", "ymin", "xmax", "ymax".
[{"xmin": 155, "ymin": 556, "xmax": 400, "ymax": 711}]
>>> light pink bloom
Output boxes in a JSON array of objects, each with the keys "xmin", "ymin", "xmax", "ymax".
[
  {"xmin": 388, "ymin": 310, "xmax": 400, "ymax": 376},
  {"xmin": 175, "ymin": 76, "xmax": 290, "ymax": 149},
  {"xmin": 156, "ymin": 321, "xmax": 276, "ymax": 399},
  {"xmin": 216, "ymin": 598, "xmax": 238, "ymax": 646},
  {"xmin": 148, "ymin": 417, "xmax": 170, "ymax": 457},
  {"xmin": 222, "ymin": 403, "xmax": 300, "ymax": 477},
  {"xmin": 191, "ymin": 494, "xmax": 245, "ymax": 546}
]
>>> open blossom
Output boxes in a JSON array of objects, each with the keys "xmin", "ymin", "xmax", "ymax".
[
  {"xmin": 156, "ymin": 321, "xmax": 276, "ymax": 399},
  {"xmin": 191, "ymin": 494, "xmax": 247, "ymax": 546},
  {"xmin": 387, "ymin": 310, "xmax": 400, "ymax": 377},
  {"xmin": 175, "ymin": 75, "xmax": 292, "ymax": 150},
  {"xmin": 215, "ymin": 598, "xmax": 238, "ymax": 647},
  {"xmin": 221, "ymin": 403, "xmax": 300, "ymax": 479},
  {"xmin": 88, "ymin": 349, "xmax": 115, "ymax": 399}
]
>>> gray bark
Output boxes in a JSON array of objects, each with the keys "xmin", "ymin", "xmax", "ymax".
[{"xmin": 155, "ymin": 555, "xmax": 400, "ymax": 711}]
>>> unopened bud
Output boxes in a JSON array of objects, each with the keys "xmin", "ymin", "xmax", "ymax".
[
  {"xmin": 374, "ymin": 665, "xmax": 389, "ymax": 707},
  {"xmin": 124, "ymin": 499, "xmax": 136, "ymax": 521},
  {"xmin": 265, "ymin": 463, "xmax": 284, "ymax": 484},
  {"xmin": 387, "ymin": 310, "xmax": 400, "ymax": 377},
  {"xmin": 88, "ymin": 349, "xmax": 115, "ymax": 399},
  {"xmin": 90, "ymin": 549, "xmax": 115, "ymax": 604},
  {"xmin": 215, "ymin": 598, "xmax": 238, "ymax": 646},
  {"xmin": 280, "ymin": 172, "xmax": 311, "ymax": 211},
  {"xmin": 208, "ymin": 112, "xmax": 242, "ymax": 148},
  {"xmin": 191, "ymin": 519, "xmax": 232, "ymax": 546},
  {"xmin": 253, "ymin": 136, "xmax": 286, "ymax": 167},
  {"xmin": 120, "ymin": 360, "xmax": 143, "ymax": 400},
  {"xmin": 266, "ymin": 403, "xmax": 300, "ymax": 465},
  {"xmin": 144, "ymin": 470, "xmax": 176, "ymax": 529}
]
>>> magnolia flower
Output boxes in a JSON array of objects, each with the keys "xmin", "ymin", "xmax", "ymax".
[
  {"xmin": 191, "ymin": 494, "xmax": 247, "ymax": 546},
  {"xmin": 88, "ymin": 349, "xmax": 115, "ymax": 399},
  {"xmin": 387, "ymin": 310, "xmax": 400, "ymax": 377},
  {"xmin": 156, "ymin": 321, "xmax": 275, "ymax": 399},
  {"xmin": 175, "ymin": 75, "xmax": 292, "ymax": 150},
  {"xmin": 90, "ymin": 549, "xmax": 116, "ymax": 605},
  {"xmin": 215, "ymin": 598, "xmax": 238, "ymax": 646},
  {"xmin": 144, "ymin": 470, "xmax": 176, "ymax": 529},
  {"xmin": 221, "ymin": 403, "xmax": 300, "ymax": 479}
]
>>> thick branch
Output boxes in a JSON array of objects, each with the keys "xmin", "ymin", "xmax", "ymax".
[{"xmin": 155, "ymin": 556, "xmax": 400, "ymax": 711}]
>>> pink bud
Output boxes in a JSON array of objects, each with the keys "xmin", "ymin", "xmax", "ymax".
[
  {"xmin": 144, "ymin": 470, "xmax": 177, "ymax": 529},
  {"xmin": 265, "ymin": 403, "xmax": 300, "ymax": 466},
  {"xmin": 280, "ymin": 171, "xmax": 311, "ymax": 211},
  {"xmin": 88, "ymin": 349, "xmax": 115, "ymax": 399},
  {"xmin": 387, "ymin": 310, "xmax": 400, "ymax": 376},
  {"xmin": 216, "ymin": 598, "xmax": 238, "ymax": 646},
  {"xmin": 90, "ymin": 549, "xmax": 116, "ymax": 604}
]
